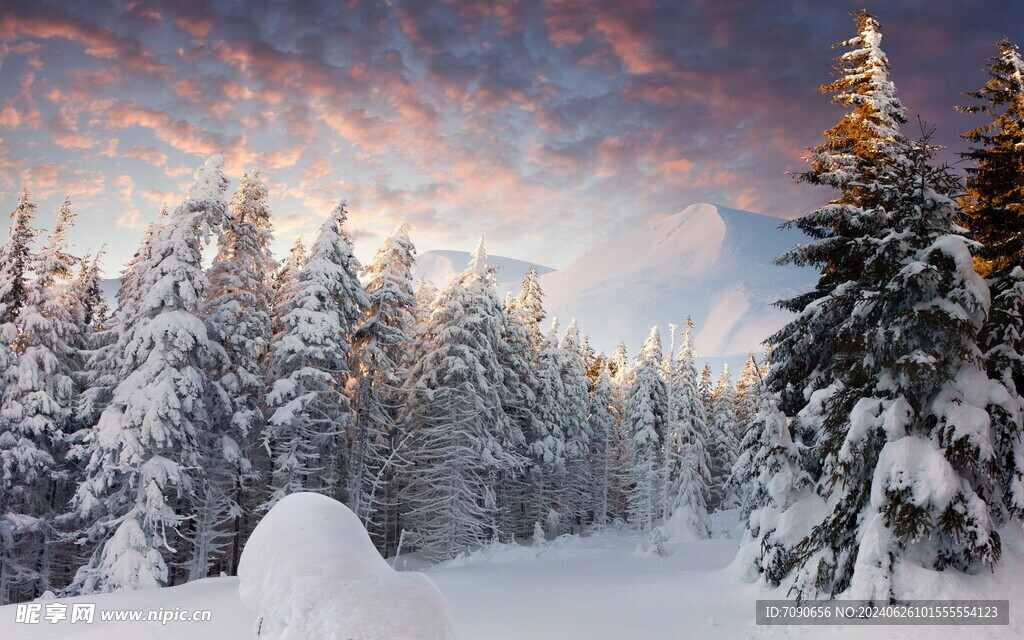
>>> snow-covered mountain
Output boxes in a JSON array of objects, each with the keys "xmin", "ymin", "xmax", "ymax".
[
  {"xmin": 415, "ymin": 249, "xmax": 554, "ymax": 288},
  {"xmin": 538, "ymin": 203, "xmax": 817, "ymax": 359}
]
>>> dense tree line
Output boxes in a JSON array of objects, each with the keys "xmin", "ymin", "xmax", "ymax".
[{"xmin": 0, "ymin": 10, "xmax": 1020, "ymax": 606}]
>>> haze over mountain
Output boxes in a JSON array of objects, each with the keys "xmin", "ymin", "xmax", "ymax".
[
  {"xmin": 414, "ymin": 249, "xmax": 555, "ymax": 288},
  {"xmin": 538, "ymin": 203, "xmax": 817, "ymax": 359}
]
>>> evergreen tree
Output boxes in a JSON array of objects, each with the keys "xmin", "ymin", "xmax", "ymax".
[
  {"xmin": 77, "ymin": 216, "xmax": 165, "ymax": 431},
  {"xmin": 559, "ymin": 320, "xmax": 594, "ymax": 529},
  {"xmin": 411, "ymin": 278, "xmax": 438, "ymax": 339},
  {"xmin": 610, "ymin": 341, "xmax": 631, "ymax": 386},
  {"xmin": 527, "ymin": 322, "xmax": 568, "ymax": 537},
  {"xmin": 74, "ymin": 252, "xmax": 109, "ymax": 337},
  {"xmin": 588, "ymin": 366, "xmax": 616, "ymax": 526},
  {"xmin": 734, "ymin": 392, "xmax": 813, "ymax": 585},
  {"xmin": 70, "ymin": 158, "xmax": 227, "ymax": 594},
  {"xmin": 350, "ymin": 224, "xmax": 416, "ymax": 555},
  {"xmin": 768, "ymin": 9, "xmax": 909, "ymax": 428},
  {"xmin": 734, "ymin": 353, "xmax": 761, "ymax": 432},
  {"xmin": 958, "ymin": 39, "xmax": 1024, "ymax": 523},
  {"xmin": 0, "ymin": 189, "xmax": 38, "ymax": 325},
  {"xmin": 623, "ymin": 327, "xmax": 668, "ymax": 531},
  {"xmin": 399, "ymin": 240, "xmax": 526, "ymax": 560},
  {"xmin": 197, "ymin": 169, "xmax": 277, "ymax": 576},
  {"xmin": 774, "ymin": 14, "xmax": 1018, "ymax": 599},
  {"xmin": 513, "ymin": 265, "xmax": 546, "ymax": 358},
  {"xmin": 957, "ymin": 39, "xmax": 1024, "ymax": 279},
  {"xmin": 699, "ymin": 363, "xmax": 714, "ymax": 408},
  {"xmin": 0, "ymin": 199, "xmax": 80, "ymax": 603},
  {"xmin": 263, "ymin": 203, "xmax": 365, "ymax": 508},
  {"xmin": 662, "ymin": 319, "xmax": 712, "ymax": 539},
  {"xmin": 707, "ymin": 365, "xmax": 740, "ymax": 510},
  {"xmin": 495, "ymin": 285, "xmax": 538, "ymax": 540}
]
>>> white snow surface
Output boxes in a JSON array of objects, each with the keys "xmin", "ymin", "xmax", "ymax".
[
  {"xmin": 4, "ymin": 509, "xmax": 1024, "ymax": 639},
  {"xmin": 538, "ymin": 203, "xmax": 817, "ymax": 358},
  {"xmin": 237, "ymin": 492, "xmax": 455, "ymax": 640}
]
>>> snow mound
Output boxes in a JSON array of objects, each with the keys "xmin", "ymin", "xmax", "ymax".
[
  {"xmin": 237, "ymin": 492, "xmax": 456, "ymax": 640},
  {"xmin": 661, "ymin": 505, "xmax": 711, "ymax": 543}
]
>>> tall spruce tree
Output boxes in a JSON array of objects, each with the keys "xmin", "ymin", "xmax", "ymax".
[
  {"xmin": 958, "ymin": 39, "xmax": 1024, "ymax": 523},
  {"xmin": 559, "ymin": 321, "xmax": 594, "ymax": 530},
  {"xmin": 707, "ymin": 365, "xmax": 740, "ymax": 510},
  {"xmin": 0, "ymin": 190, "xmax": 38, "ymax": 326},
  {"xmin": 768, "ymin": 10, "xmax": 909, "ymax": 429},
  {"xmin": 350, "ymin": 224, "xmax": 416, "ymax": 555},
  {"xmin": 263, "ymin": 203, "xmax": 365, "ymax": 508},
  {"xmin": 733, "ymin": 391, "xmax": 813, "ymax": 585},
  {"xmin": 588, "ymin": 366, "xmax": 616, "ymax": 526},
  {"xmin": 773, "ymin": 13, "xmax": 1018, "ymax": 601},
  {"xmin": 0, "ymin": 199, "xmax": 80, "ymax": 603},
  {"xmin": 399, "ymin": 240, "xmax": 525, "ymax": 559},
  {"xmin": 71, "ymin": 158, "xmax": 228, "ymax": 594},
  {"xmin": 623, "ymin": 327, "xmax": 668, "ymax": 531},
  {"xmin": 528, "ymin": 322, "xmax": 569, "ymax": 536},
  {"xmin": 662, "ymin": 319, "xmax": 712, "ymax": 539},
  {"xmin": 197, "ymin": 169, "xmax": 277, "ymax": 576}
]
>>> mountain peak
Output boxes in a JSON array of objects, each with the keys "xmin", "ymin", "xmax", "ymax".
[{"xmin": 539, "ymin": 203, "xmax": 816, "ymax": 359}]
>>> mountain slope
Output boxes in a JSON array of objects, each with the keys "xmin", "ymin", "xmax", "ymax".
[
  {"xmin": 539, "ymin": 203, "xmax": 817, "ymax": 358},
  {"xmin": 415, "ymin": 249, "xmax": 554, "ymax": 288}
]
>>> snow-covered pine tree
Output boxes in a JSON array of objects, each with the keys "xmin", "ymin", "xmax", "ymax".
[
  {"xmin": 958, "ymin": 39, "xmax": 1024, "ymax": 523},
  {"xmin": 733, "ymin": 391, "xmax": 813, "ymax": 585},
  {"xmin": 698, "ymin": 363, "xmax": 713, "ymax": 408},
  {"xmin": 272, "ymin": 237, "xmax": 307, "ymax": 311},
  {"xmin": 527, "ymin": 321, "xmax": 568, "ymax": 537},
  {"xmin": 558, "ymin": 320, "xmax": 594, "ymax": 530},
  {"xmin": 734, "ymin": 353, "xmax": 761, "ymax": 433},
  {"xmin": 350, "ymin": 224, "xmax": 416, "ymax": 555},
  {"xmin": 74, "ymin": 252, "xmax": 109, "ymax": 338},
  {"xmin": 399, "ymin": 240, "xmax": 526, "ymax": 559},
  {"xmin": 0, "ymin": 198, "xmax": 81, "ymax": 603},
  {"xmin": 789, "ymin": 130, "xmax": 1018, "ymax": 601},
  {"xmin": 768, "ymin": 9, "xmax": 909, "ymax": 456},
  {"xmin": 76, "ymin": 212, "xmax": 167, "ymax": 435},
  {"xmin": 513, "ymin": 265, "xmax": 546, "ymax": 358},
  {"xmin": 777, "ymin": 16, "xmax": 1019, "ymax": 599},
  {"xmin": 494, "ymin": 281, "xmax": 538, "ymax": 540},
  {"xmin": 0, "ymin": 189, "xmax": 38, "ymax": 326},
  {"xmin": 411, "ymin": 278, "xmax": 438, "ymax": 340},
  {"xmin": 623, "ymin": 327, "xmax": 669, "ymax": 531},
  {"xmin": 707, "ymin": 365, "xmax": 740, "ymax": 511},
  {"xmin": 610, "ymin": 341, "xmax": 631, "ymax": 386},
  {"xmin": 198, "ymin": 169, "xmax": 277, "ymax": 576},
  {"xmin": 70, "ymin": 158, "xmax": 227, "ymax": 594},
  {"xmin": 581, "ymin": 334, "xmax": 598, "ymax": 382},
  {"xmin": 662, "ymin": 318, "xmax": 712, "ymax": 539},
  {"xmin": 263, "ymin": 203, "xmax": 366, "ymax": 508},
  {"xmin": 588, "ymin": 366, "xmax": 616, "ymax": 526}
]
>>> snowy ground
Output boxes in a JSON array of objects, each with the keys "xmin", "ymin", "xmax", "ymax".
[{"xmin": 3, "ymin": 511, "xmax": 1022, "ymax": 639}]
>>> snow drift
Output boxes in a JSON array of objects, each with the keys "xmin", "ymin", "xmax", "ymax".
[{"xmin": 237, "ymin": 492, "xmax": 456, "ymax": 640}]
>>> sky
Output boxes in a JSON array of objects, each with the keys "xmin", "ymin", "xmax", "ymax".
[{"xmin": 0, "ymin": 0, "xmax": 1021, "ymax": 274}]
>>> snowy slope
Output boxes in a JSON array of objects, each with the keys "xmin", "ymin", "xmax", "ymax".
[
  {"xmin": 539, "ymin": 203, "xmax": 817, "ymax": 358},
  {"xmin": 5, "ymin": 514, "xmax": 1023, "ymax": 640},
  {"xmin": 415, "ymin": 250, "xmax": 554, "ymax": 288}
]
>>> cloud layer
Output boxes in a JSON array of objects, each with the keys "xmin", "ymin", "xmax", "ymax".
[{"xmin": 0, "ymin": 0, "xmax": 1019, "ymax": 271}]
